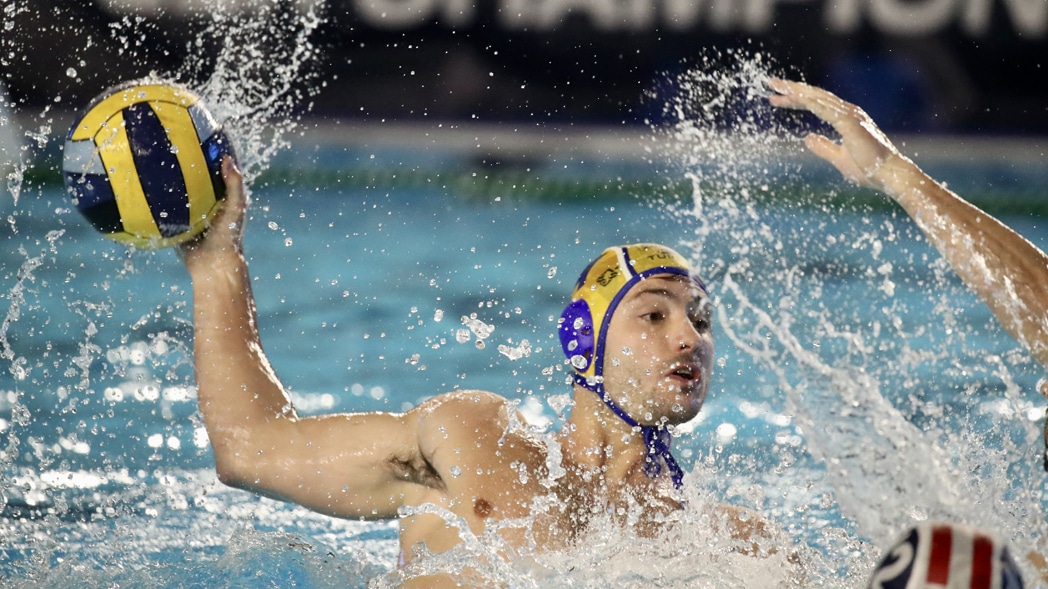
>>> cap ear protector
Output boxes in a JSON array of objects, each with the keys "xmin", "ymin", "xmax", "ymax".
[{"xmin": 558, "ymin": 298, "xmax": 595, "ymax": 371}]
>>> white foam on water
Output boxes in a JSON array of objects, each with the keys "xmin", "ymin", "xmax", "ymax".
[{"xmin": 364, "ymin": 453, "xmax": 860, "ymax": 588}]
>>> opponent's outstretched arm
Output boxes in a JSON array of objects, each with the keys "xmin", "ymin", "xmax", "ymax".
[
  {"xmin": 770, "ymin": 79, "xmax": 1048, "ymax": 579},
  {"xmin": 769, "ymin": 79, "xmax": 1048, "ymax": 370}
]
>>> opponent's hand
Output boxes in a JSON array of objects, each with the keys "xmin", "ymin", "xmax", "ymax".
[
  {"xmin": 768, "ymin": 78, "xmax": 911, "ymax": 192},
  {"xmin": 180, "ymin": 156, "xmax": 247, "ymax": 264}
]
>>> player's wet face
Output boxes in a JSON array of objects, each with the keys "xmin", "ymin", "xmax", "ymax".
[{"xmin": 601, "ymin": 275, "xmax": 713, "ymax": 426}]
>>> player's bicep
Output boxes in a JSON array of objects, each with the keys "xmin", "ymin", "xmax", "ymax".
[{"xmin": 242, "ymin": 411, "xmax": 431, "ymax": 519}]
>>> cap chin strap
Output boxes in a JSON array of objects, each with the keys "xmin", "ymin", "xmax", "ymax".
[{"xmin": 573, "ymin": 373, "xmax": 684, "ymax": 489}]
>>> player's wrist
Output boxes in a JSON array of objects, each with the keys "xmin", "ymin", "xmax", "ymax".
[
  {"xmin": 872, "ymin": 152, "xmax": 924, "ymax": 200},
  {"xmin": 182, "ymin": 242, "xmax": 246, "ymax": 278}
]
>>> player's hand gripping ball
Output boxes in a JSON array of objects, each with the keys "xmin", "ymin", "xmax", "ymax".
[{"xmin": 62, "ymin": 81, "xmax": 236, "ymax": 249}]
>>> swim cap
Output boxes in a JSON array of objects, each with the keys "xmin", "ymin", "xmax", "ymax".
[
  {"xmin": 868, "ymin": 522, "xmax": 1024, "ymax": 589},
  {"xmin": 558, "ymin": 243, "xmax": 706, "ymax": 489}
]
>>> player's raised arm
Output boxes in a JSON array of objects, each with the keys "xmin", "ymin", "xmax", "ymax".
[
  {"xmin": 179, "ymin": 158, "xmax": 435, "ymax": 519},
  {"xmin": 769, "ymin": 79, "xmax": 1048, "ymax": 370}
]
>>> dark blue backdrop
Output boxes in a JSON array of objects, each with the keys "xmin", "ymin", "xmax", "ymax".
[{"xmin": 4, "ymin": 0, "xmax": 1046, "ymax": 134}]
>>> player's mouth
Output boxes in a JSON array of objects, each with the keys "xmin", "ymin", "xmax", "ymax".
[{"xmin": 665, "ymin": 363, "xmax": 700, "ymax": 388}]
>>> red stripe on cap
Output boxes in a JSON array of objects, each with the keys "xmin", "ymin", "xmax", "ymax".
[
  {"xmin": 969, "ymin": 534, "xmax": 994, "ymax": 589},
  {"xmin": 927, "ymin": 525, "xmax": 953, "ymax": 585}
]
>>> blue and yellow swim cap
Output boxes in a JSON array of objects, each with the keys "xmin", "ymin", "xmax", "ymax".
[{"xmin": 558, "ymin": 243, "xmax": 706, "ymax": 489}]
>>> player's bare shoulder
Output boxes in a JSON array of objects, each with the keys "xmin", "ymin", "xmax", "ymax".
[
  {"xmin": 392, "ymin": 391, "xmax": 558, "ymax": 566},
  {"xmin": 411, "ymin": 391, "xmax": 552, "ymax": 512}
]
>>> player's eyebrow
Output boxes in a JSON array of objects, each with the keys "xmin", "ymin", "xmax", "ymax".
[{"xmin": 627, "ymin": 275, "xmax": 703, "ymax": 303}]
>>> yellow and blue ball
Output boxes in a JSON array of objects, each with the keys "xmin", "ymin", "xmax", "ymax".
[{"xmin": 62, "ymin": 81, "xmax": 236, "ymax": 249}]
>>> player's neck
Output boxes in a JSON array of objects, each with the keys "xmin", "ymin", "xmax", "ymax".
[{"xmin": 560, "ymin": 384, "xmax": 649, "ymax": 488}]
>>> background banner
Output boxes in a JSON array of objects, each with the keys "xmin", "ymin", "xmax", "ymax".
[{"xmin": 3, "ymin": 0, "xmax": 1046, "ymax": 134}]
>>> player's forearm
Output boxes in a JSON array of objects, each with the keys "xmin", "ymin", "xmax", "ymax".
[
  {"xmin": 879, "ymin": 156, "xmax": 1048, "ymax": 367},
  {"xmin": 187, "ymin": 247, "xmax": 296, "ymax": 470}
]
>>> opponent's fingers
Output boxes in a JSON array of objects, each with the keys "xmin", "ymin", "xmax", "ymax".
[
  {"xmin": 804, "ymin": 134, "xmax": 866, "ymax": 185},
  {"xmin": 768, "ymin": 78, "xmax": 863, "ymax": 133},
  {"xmin": 804, "ymin": 134, "xmax": 841, "ymax": 162},
  {"xmin": 766, "ymin": 78, "xmax": 807, "ymax": 110}
]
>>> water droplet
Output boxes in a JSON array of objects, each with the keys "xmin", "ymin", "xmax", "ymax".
[
  {"xmin": 449, "ymin": 465, "xmax": 462, "ymax": 478},
  {"xmin": 65, "ymin": 67, "xmax": 77, "ymax": 78}
]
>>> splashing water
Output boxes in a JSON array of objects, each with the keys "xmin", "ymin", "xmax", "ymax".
[
  {"xmin": 1, "ymin": 0, "xmax": 343, "ymax": 585},
  {"xmin": 653, "ymin": 50, "xmax": 1047, "ymax": 584},
  {"xmin": 185, "ymin": 1, "xmax": 324, "ymax": 182},
  {"xmin": 2, "ymin": 5, "xmax": 1046, "ymax": 588}
]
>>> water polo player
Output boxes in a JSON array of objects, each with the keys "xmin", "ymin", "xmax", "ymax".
[{"xmin": 179, "ymin": 79, "xmax": 1048, "ymax": 586}]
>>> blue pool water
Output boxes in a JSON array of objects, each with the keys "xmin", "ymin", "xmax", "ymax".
[
  {"xmin": 2, "ymin": 125, "xmax": 1047, "ymax": 587},
  {"xmin": 2, "ymin": 0, "xmax": 1044, "ymax": 582}
]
